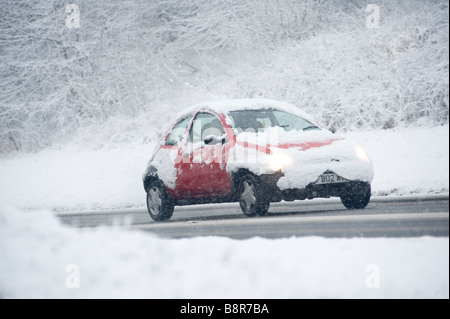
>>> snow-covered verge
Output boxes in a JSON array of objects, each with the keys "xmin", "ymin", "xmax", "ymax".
[
  {"xmin": 347, "ymin": 125, "xmax": 449, "ymax": 197},
  {"xmin": 0, "ymin": 125, "xmax": 447, "ymax": 212},
  {"xmin": 0, "ymin": 205, "xmax": 448, "ymax": 299}
]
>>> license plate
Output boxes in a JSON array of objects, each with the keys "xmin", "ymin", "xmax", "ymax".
[{"xmin": 316, "ymin": 173, "xmax": 348, "ymax": 184}]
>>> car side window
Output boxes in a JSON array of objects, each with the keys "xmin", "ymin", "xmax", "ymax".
[
  {"xmin": 190, "ymin": 113, "xmax": 225, "ymax": 144},
  {"xmin": 165, "ymin": 117, "xmax": 191, "ymax": 146}
]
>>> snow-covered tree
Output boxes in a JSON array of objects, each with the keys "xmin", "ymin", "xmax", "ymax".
[{"xmin": 0, "ymin": 0, "xmax": 448, "ymax": 152}]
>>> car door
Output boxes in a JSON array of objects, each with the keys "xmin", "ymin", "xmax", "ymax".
[
  {"xmin": 153, "ymin": 116, "xmax": 192, "ymax": 196},
  {"xmin": 176, "ymin": 112, "xmax": 232, "ymax": 198}
]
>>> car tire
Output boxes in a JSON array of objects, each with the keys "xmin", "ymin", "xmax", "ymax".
[
  {"xmin": 340, "ymin": 184, "xmax": 371, "ymax": 209},
  {"xmin": 146, "ymin": 180, "xmax": 174, "ymax": 221},
  {"xmin": 238, "ymin": 174, "xmax": 270, "ymax": 217}
]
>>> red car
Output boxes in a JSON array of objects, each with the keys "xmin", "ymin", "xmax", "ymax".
[{"xmin": 143, "ymin": 99, "xmax": 374, "ymax": 221}]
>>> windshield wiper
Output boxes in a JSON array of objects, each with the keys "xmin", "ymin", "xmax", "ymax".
[{"xmin": 302, "ymin": 125, "xmax": 320, "ymax": 131}]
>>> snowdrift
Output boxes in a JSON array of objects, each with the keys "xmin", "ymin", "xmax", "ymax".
[{"xmin": 0, "ymin": 205, "xmax": 448, "ymax": 298}]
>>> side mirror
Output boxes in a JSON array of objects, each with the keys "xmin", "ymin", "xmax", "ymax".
[{"xmin": 204, "ymin": 135, "xmax": 226, "ymax": 145}]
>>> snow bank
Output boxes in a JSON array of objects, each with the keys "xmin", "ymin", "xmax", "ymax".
[
  {"xmin": 345, "ymin": 125, "xmax": 449, "ymax": 196},
  {"xmin": 0, "ymin": 142, "xmax": 155, "ymax": 211},
  {"xmin": 0, "ymin": 205, "xmax": 448, "ymax": 299}
]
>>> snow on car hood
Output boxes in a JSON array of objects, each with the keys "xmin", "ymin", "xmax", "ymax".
[{"xmin": 227, "ymin": 128, "xmax": 374, "ymax": 190}]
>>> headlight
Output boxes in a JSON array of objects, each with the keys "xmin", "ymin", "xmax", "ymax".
[
  {"xmin": 267, "ymin": 150, "xmax": 293, "ymax": 171},
  {"xmin": 355, "ymin": 145, "xmax": 370, "ymax": 163}
]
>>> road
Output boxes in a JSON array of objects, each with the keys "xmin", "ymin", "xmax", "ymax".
[{"xmin": 57, "ymin": 196, "xmax": 449, "ymax": 239}]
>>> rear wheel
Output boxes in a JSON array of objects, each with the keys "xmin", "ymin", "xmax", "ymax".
[
  {"xmin": 146, "ymin": 180, "xmax": 174, "ymax": 221},
  {"xmin": 340, "ymin": 184, "xmax": 371, "ymax": 209},
  {"xmin": 238, "ymin": 174, "xmax": 270, "ymax": 217}
]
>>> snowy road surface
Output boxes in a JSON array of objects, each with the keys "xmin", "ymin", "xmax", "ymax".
[{"xmin": 58, "ymin": 196, "xmax": 449, "ymax": 239}]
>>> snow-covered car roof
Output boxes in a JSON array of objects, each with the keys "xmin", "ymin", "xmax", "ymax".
[{"xmin": 175, "ymin": 98, "xmax": 318, "ymax": 125}]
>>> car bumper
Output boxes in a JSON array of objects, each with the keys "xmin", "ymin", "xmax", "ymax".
[{"xmin": 260, "ymin": 171, "xmax": 371, "ymax": 202}]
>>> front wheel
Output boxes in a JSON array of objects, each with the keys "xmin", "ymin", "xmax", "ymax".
[
  {"xmin": 146, "ymin": 180, "xmax": 174, "ymax": 221},
  {"xmin": 340, "ymin": 184, "xmax": 371, "ymax": 209},
  {"xmin": 238, "ymin": 174, "xmax": 270, "ymax": 217}
]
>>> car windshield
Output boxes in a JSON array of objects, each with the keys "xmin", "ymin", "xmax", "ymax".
[{"xmin": 228, "ymin": 109, "xmax": 320, "ymax": 133}]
